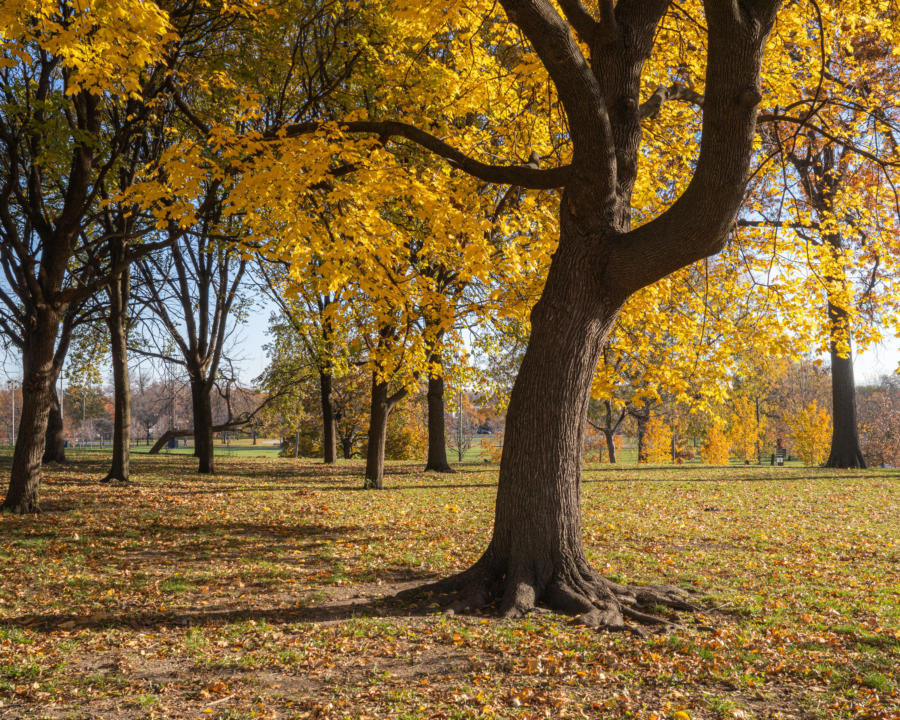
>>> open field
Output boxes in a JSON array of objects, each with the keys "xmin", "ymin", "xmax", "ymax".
[
  {"xmin": 33, "ymin": 438, "xmax": 815, "ymax": 467},
  {"xmin": 1, "ymin": 453, "xmax": 898, "ymax": 719}
]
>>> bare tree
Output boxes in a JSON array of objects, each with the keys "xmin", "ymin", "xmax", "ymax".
[{"xmin": 133, "ymin": 212, "xmax": 248, "ymax": 474}]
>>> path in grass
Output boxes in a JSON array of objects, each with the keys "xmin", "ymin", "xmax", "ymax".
[{"xmin": 1, "ymin": 453, "xmax": 898, "ymax": 719}]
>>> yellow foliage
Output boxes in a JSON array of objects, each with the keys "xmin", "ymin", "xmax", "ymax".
[
  {"xmin": 729, "ymin": 398, "xmax": 762, "ymax": 464},
  {"xmin": 702, "ymin": 424, "xmax": 731, "ymax": 465},
  {"xmin": 384, "ymin": 400, "xmax": 428, "ymax": 462},
  {"xmin": 642, "ymin": 414, "xmax": 673, "ymax": 464},
  {"xmin": 786, "ymin": 402, "xmax": 832, "ymax": 467}
]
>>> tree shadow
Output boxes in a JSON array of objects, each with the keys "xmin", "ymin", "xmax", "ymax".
[{"xmin": 1, "ymin": 574, "xmax": 445, "ymax": 636}]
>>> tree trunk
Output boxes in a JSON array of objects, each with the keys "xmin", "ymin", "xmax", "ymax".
[
  {"xmin": 826, "ymin": 302, "xmax": 866, "ymax": 468},
  {"xmin": 603, "ymin": 430, "xmax": 617, "ymax": 464},
  {"xmin": 42, "ymin": 386, "xmax": 67, "ymax": 464},
  {"xmin": 192, "ymin": 383, "xmax": 215, "ymax": 474},
  {"xmin": 425, "ymin": 372, "xmax": 454, "ymax": 473},
  {"xmin": 2, "ymin": 308, "xmax": 60, "ymax": 513},
  {"xmin": 401, "ymin": 227, "xmax": 692, "ymax": 627},
  {"xmin": 320, "ymin": 370, "xmax": 337, "ymax": 464},
  {"xmin": 363, "ymin": 375, "xmax": 406, "ymax": 489},
  {"xmin": 364, "ymin": 377, "xmax": 390, "ymax": 489},
  {"xmin": 103, "ymin": 270, "xmax": 131, "ymax": 482},
  {"xmin": 633, "ymin": 407, "xmax": 650, "ymax": 463},
  {"xmin": 341, "ymin": 436, "xmax": 353, "ymax": 459}
]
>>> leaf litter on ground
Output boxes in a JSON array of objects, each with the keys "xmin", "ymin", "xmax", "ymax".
[{"xmin": 0, "ymin": 450, "xmax": 899, "ymax": 719}]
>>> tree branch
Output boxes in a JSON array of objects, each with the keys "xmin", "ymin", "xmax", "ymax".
[
  {"xmin": 282, "ymin": 120, "xmax": 571, "ymax": 189},
  {"xmin": 639, "ymin": 83, "xmax": 704, "ymax": 120},
  {"xmin": 556, "ymin": 0, "xmax": 599, "ymax": 42}
]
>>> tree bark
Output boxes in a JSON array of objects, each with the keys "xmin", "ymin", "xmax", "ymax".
[
  {"xmin": 341, "ymin": 437, "xmax": 354, "ymax": 459},
  {"xmin": 603, "ymin": 430, "xmax": 617, "ymax": 464},
  {"xmin": 103, "ymin": 267, "xmax": 131, "ymax": 482},
  {"xmin": 192, "ymin": 383, "xmax": 215, "ymax": 474},
  {"xmin": 631, "ymin": 406, "xmax": 650, "ymax": 463},
  {"xmin": 2, "ymin": 307, "xmax": 60, "ymax": 513},
  {"xmin": 404, "ymin": 239, "xmax": 691, "ymax": 625},
  {"xmin": 826, "ymin": 302, "xmax": 866, "ymax": 468},
  {"xmin": 363, "ymin": 374, "xmax": 406, "ymax": 489},
  {"xmin": 320, "ymin": 370, "xmax": 337, "ymax": 464},
  {"xmin": 425, "ymin": 371, "xmax": 454, "ymax": 473},
  {"xmin": 42, "ymin": 387, "xmax": 67, "ymax": 464}
]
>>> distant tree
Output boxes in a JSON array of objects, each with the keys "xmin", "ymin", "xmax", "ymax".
[
  {"xmin": 786, "ymin": 402, "xmax": 832, "ymax": 467},
  {"xmin": 729, "ymin": 397, "xmax": 763, "ymax": 464},
  {"xmin": 131, "ymin": 374, "xmax": 166, "ymax": 446},
  {"xmin": 858, "ymin": 376, "xmax": 900, "ymax": 467},
  {"xmin": 446, "ymin": 394, "xmax": 479, "ymax": 463},
  {"xmin": 642, "ymin": 413, "xmax": 673, "ymax": 464},
  {"xmin": 702, "ymin": 424, "xmax": 731, "ymax": 465}
]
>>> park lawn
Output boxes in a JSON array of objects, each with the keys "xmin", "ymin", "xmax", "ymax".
[{"xmin": 1, "ymin": 453, "xmax": 898, "ymax": 720}]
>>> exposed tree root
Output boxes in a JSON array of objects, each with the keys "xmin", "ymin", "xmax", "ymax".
[
  {"xmin": 424, "ymin": 464, "xmax": 456, "ymax": 474},
  {"xmin": 399, "ymin": 556, "xmax": 696, "ymax": 634},
  {"xmin": 0, "ymin": 499, "xmax": 39, "ymax": 514}
]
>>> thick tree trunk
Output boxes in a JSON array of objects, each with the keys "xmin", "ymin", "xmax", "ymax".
[
  {"xmin": 603, "ymin": 430, "xmax": 617, "ymax": 464},
  {"xmin": 401, "ymin": 226, "xmax": 692, "ymax": 628},
  {"xmin": 425, "ymin": 372, "xmax": 454, "ymax": 473},
  {"xmin": 826, "ymin": 303, "xmax": 866, "ymax": 468},
  {"xmin": 192, "ymin": 383, "xmax": 215, "ymax": 474},
  {"xmin": 43, "ymin": 387, "xmax": 67, "ymax": 464},
  {"xmin": 2, "ymin": 308, "xmax": 60, "ymax": 513},
  {"xmin": 320, "ymin": 370, "xmax": 337, "ymax": 464},
  {"xmin": 103, "ymin": 271, "xmax": 131, "ymax": 482}
]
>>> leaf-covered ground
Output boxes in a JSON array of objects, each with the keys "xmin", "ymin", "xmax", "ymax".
[{"xmin": 2, "ymin": 452, "xmax": 899, "ymax": 720}]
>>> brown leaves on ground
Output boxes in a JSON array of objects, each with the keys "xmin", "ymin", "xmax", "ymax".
[{"xmin": 1, "ymin": 451, "xmax": 899, "ymax": 719}]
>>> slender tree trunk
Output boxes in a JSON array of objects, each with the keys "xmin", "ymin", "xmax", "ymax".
[
  {"xmin": 425, "ymin": 371, "xmax": 454, "ymax": 473},
  {"xmin": 192, "ymin": 382, "xmax": 215, "ymax": 474},
  {"xmin": 826, "ymin": 302, "xmax": 866, "ymax": 468},
  {"xmin": 2, "ymin": 308, "xmax": 60, "ymax": 513},
  {"xmin": 42, "ymin": 387, "xmax": 67, "ymax": 464},
  {"xmin": 634, "ymin": 408, "xmax": 650, "ymax": 463},
  {"xmin": 364, "ymin": 378, "xmax": 390, "ymax": 489},
  {"xmin": 341, "ymin": 436, "xmax": 353, "ymax": 459},
  {"xmin": 363, "ymin": 375, "xmax": 406, "ymax": 489},
  {"xmin": 603, "ymin": 430, "xmax": 617, "ymax": 464},
  {"xmin": 320, "ymin": 370, "xmax": 337, "ymax": 464},
  {"xmin": 103, "ymin": 270, "xmax": 131, "ymax": 482}
]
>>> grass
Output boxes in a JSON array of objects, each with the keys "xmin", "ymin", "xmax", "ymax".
[{"xmin": 1, "ymin": 450, "xmax": 898, "ymax": 719}]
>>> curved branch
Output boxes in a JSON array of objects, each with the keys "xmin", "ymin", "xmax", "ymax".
[{"xmin": 282, "ymin": 120, "xmax": 571, "ymax": 189}]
